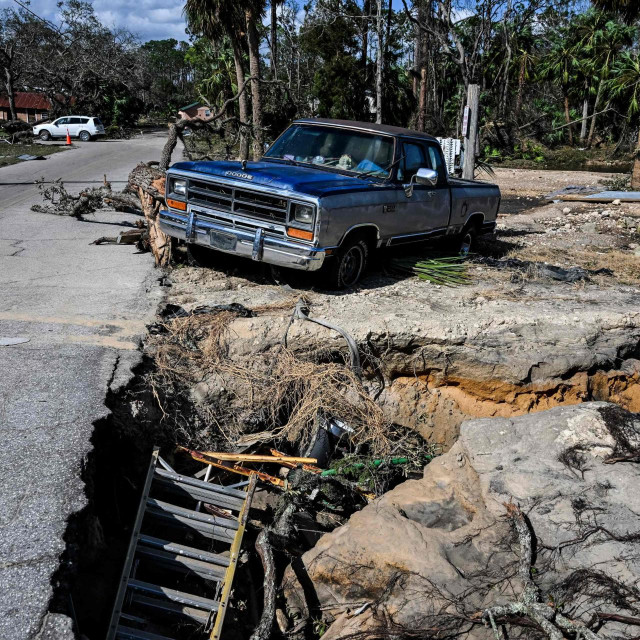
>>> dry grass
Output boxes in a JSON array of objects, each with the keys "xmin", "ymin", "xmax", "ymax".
[
  {"xmin": 148, "ymin": 301, "xmax": 394, "ymax": 456},
  {"xmin": 508, "ymin": 245, "xmax": 640, "ymax": 285}
]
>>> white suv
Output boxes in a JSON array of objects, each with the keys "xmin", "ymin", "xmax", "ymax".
[{"xmin": 33, "ymin": 116, "xmax": 106, "ymax": 142}]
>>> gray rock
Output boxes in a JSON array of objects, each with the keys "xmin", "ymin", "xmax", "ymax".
[{"xmin": 283, "ymin": 403, "xmax": 640, "ymax": 640}]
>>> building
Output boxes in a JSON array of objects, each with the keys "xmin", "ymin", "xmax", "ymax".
[
  {"xmin": 0, "ymin": 92, "xmax": 51, "ymax": 123},
  {"xmin": 178, "ymin": 101, "xmax": 212, "ymax": 121}
]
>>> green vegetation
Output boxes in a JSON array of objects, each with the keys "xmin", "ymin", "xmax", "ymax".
[
  {"xmin": 2, "ymin": 0, "xmax": 640, "ymax": 164},
  {"xmin": 0, "ymin": 143, "xmax": 66, "ymax": 168},
  {"xmin": 389, "ymin": 255, "xmax": 472, "ymax": 286}
]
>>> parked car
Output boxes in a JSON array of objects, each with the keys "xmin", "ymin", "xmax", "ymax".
[
  {"xmin": 160, "ymin": 118, "xmax": 501, "ymax": 288},
  {"xmin": 33, "ymin": 116, "xmax": 105, "ymax": 142}
]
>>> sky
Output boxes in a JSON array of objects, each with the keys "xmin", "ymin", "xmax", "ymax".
[
  {"xmin": 0, "ymin": 0, "xmax": 522, "ymax": 44},
  {"xmin": 0, "ymin": 0, "xmax": 190, "ymax": 42}
]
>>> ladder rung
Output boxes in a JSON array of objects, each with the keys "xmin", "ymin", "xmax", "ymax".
[
  {"xmin": 116, "ymin": 625, "xmax": 176, "ymax": 640},
  {"xmin": 119, "ymin": 612, "xmax": 148, "ymax": 625},
  {"xmin": 130, "ymin": 593, "xmax": 214, "ymax": 624},
  {"xmin": 146, "ymin": 498, "xmax": 239, "ymax": 530},
  {"xmin": 139, "ymin": 534, "xmax": 230, "ymax": 567},
  {"xmin": 146, "ymin": 510, "xmax": 236, "ymax": 542},
  {"xmin": 154, "ymin": 468, "xmax": 247, "ymax": 501},
  {"xmin": 154, "ymin": 475, "xmax": 244, "ymax": 511},
  {"xmin": 135, "ymin": 545, "xmax": 226, "ymax": 581},
  {"xmin": 128, "ymin": 579, "xmax": 219, "ymax": 610}
]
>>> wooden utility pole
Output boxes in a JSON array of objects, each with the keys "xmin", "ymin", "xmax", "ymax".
[
  {"xmin": 417, "ymin": 67, "xmax": 427, "ymax": 131},
  {"xmin": 462, "ymin": 84, "xmax": 479, "ymax": 180},
  {"xmin": 375, "ymin": 0, "xmax": 383, "ymax": 124}
]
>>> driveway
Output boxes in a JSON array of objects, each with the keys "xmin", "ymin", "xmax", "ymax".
[{"xmin": 0, "ymin": 134, "xmax": 171, "ymax": 638}]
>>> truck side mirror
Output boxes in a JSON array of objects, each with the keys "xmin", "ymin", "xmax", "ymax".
[
  {"xmin": 415, "ymin": 167, "xmax": 438, "ymax": 186},
  {"xmin": 404, "ymin": 167, "xmax": 438, "ymax": 197}
]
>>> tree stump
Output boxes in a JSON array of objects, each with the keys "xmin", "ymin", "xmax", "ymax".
[{"xmin": 128, "ymin": 163, "xmax": 171, "ymax": 267}]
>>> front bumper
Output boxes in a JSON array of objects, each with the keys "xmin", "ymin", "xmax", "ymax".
[{"xmin": 159, "ymin": 209, "xmax": 326, "ymax": 272}]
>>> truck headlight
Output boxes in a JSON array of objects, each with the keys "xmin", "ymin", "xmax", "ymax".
[
  {"xmin": 172, "ymin": 179, "xmax": 186, "ymax": 196},
  {"xmin": 293, "ymin": 203, "xmax": 314, "ymax": 225}
]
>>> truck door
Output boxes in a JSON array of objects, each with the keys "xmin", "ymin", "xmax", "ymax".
[{"xmin": 390, "ymin": 139, "xmax": 451, "ymax": 244}]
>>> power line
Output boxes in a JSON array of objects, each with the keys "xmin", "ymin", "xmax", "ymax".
[{"xmin": 10, "ymin": 0, "xmax": 58, "ymax": 30}]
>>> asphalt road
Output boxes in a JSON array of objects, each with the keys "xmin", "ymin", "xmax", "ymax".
[{"xmin": 0, "ymin": 134, "xmax": 169, "ymax": 638}]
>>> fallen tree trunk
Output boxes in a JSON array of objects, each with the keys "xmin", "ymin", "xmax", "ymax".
[{"xmin": 127, "ymin": 163, "xmax": 171, "ymax": 267}]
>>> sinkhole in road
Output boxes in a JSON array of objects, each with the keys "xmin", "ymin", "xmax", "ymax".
[{"xmin": 45, "ymin": 317, "xmax": 640, "ymax": 638}]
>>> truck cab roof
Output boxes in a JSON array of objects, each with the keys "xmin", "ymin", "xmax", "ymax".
[{"xmin": 293, "ymin": 118, "xmax": 439, "ymax": 142}]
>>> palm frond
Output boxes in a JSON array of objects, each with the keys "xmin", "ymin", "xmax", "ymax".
[{"xmin": 389, "ymin": 255, "xmax": 472, "ymax": 286}]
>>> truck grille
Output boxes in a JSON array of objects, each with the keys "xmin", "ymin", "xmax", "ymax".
[{"xmin": 188, "ymin": 178, "xmax": 288, "ymax": 224}]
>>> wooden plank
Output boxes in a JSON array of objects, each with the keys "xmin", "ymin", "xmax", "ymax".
[
  {"xmin": 195, "ymin": 451, "xmax": 318, "ymax": 465},
  {"xmin": 186, "ymin": 450, "xmax": 285, "ymax": 488}
]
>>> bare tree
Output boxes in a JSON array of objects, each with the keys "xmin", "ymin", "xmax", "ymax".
[{"xmin": 375, "ymin": 0, "xmax": 383, "ymax": 123}]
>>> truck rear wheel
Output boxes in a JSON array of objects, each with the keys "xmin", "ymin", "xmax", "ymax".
[
  {"xmin": 323, "ymin": 236, "xmax": 369, "ymax": 289},
  {"xmin": 448, "ymin": 223, "xmax": 479, "ymax": 256}
]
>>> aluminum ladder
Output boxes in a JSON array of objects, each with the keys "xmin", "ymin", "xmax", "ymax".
[{"xmin": 106, "ymin": 447, "xmax": 257, "ymax": 640}]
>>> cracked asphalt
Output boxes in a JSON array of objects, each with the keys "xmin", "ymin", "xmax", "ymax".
[{"xmin": 0, "ymin": 134, "xmax": 169, "ymax": 638}]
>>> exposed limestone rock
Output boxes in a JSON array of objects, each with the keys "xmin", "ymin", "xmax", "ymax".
[
  {"xmin": 176, "ymin": 277, "xmax": 640, "ymax": 447},
  {"xmin": 282, "ymin": 403, "xmax": 640, "ymax": 640}
]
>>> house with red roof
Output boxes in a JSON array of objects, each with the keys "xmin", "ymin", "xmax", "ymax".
[{"xmin": 0, "ymin": 92, "xmax": 51, "ymax": 123}]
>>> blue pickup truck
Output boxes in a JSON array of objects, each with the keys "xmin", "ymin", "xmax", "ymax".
[{"xmin": 160, "ymin": 119, "xmax": 500, "ymax": 288}]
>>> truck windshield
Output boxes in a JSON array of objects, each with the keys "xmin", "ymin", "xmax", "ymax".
[{"xmin": 264, "ymin": 124, "xmax": 394, "ymax": 178}]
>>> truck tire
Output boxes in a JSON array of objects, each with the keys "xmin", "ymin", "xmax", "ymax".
[
  {"xmin": 448, "ymin": 223, "xmax": 479, "ymax": 256},
  {"xmin": 187, "ymin": 243, "xmax": 220, "ymax": 268},
  {"xmin": 458, "ymin": 227, "xmax": 476, "ymax": 256},
  {"xmin": 324, "ymin": 236, "xmax": 369, "ymax": 289},
  {"xmin": 39, "ymin": 130, "xmax": 51, "ymax": 141}
]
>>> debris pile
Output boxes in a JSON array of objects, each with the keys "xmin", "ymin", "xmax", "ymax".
[{"xmin": 146, "ymin": 300, "xmax": 424, "ymax": 461}]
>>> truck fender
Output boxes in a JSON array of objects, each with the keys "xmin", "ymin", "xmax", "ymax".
[{"xmin": 338, "ymin": 224, "xmax": 381, "ymax": 250}]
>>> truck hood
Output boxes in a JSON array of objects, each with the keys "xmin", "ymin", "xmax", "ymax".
[{"xmin": 170, "ymin": 160, "xmax": 377, "ymax": 198}]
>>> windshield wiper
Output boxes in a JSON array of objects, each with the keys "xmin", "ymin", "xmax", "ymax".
[
  {"xmin": 357, "ymin": 155, "xmax": 405, "ymax": 181},
  {"xmin": 266, "ymin": 155, "xmax": 302, "ymax": 167}
]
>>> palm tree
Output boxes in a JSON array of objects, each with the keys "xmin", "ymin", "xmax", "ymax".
[
  {"xmin": 184, "ymin": 0, "xmax": 250, "ymax": 159},
  {"xmin": 538, "ymin": 36, "xmax": 581, "ymax": 145},
  {"xmin": 608, "ymin": 51, "xmax": 640, "ymax": 186},
  {"xmin": 575, "ymin": 10, "xmax": 634, "ymax": 147},
  {"xmin": 513, "ymin": 48, "xmax": 535, "ymax": 119},
  {"xmin": 591, "ymin": 0, "xmax": 640, "ymax": 24}
]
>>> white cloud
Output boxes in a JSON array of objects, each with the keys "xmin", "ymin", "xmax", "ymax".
[{"xmin": 0, "ymin": 0, "xmax": 190, "ymax": 42}]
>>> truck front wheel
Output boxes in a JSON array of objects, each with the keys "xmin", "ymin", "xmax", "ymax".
[{"xmin": 324, "ymin": 236, "xmax": 369, "ymax": 289}]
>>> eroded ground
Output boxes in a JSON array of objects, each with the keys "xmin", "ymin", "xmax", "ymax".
[
  {"xmin": 155, "ymin": 168, "xmax": 640, "ymax": 449},
  {"xmin": 71, "ymin": 167, "xmax": 640, "ymax": 638}
]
